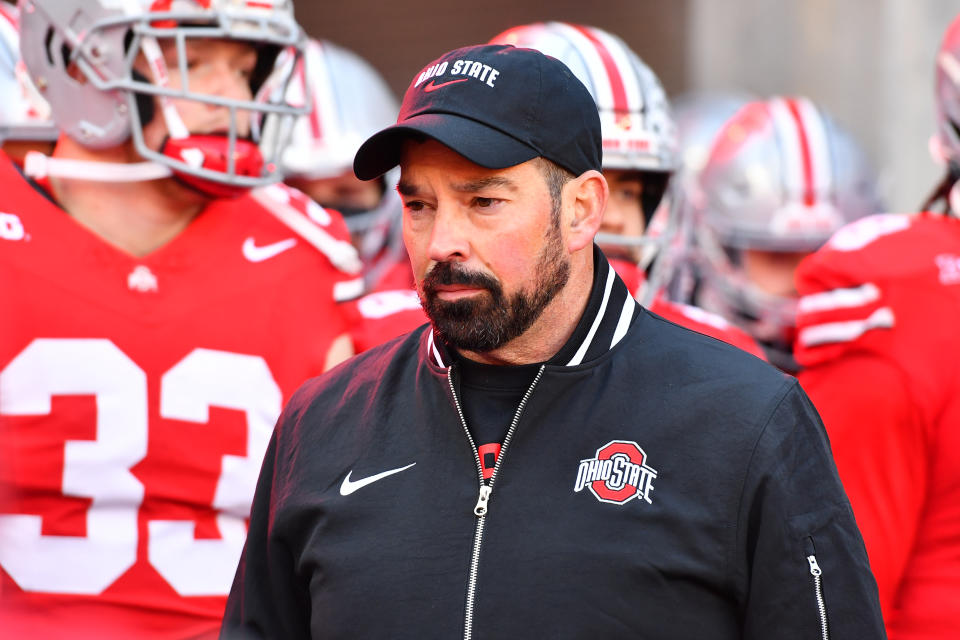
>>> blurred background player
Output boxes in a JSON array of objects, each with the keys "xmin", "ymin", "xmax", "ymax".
[
  {"xmin": 270, "ymin": 37, "xmax": 428, "ymax": 352},
  {"xmin": 490, "ymin": 22, "xmax": 765, "ymax": 359},
  {"xmin": 685, "ymin": 96, "xmax": 882, "ymax": 371},
  {"xmin": 793, "ymin": 12, "xmax": 960, "ymax": 638},
  {"xmin": 0, "ymin": 1, "xmax": 56, "ymax": 163},
  {"xmin": 0, "ymin": 0, "xmax": 358, "ymax": 638},
  {"xmin": 276, "ymin": 36, "xmax": 403, "ymax": 290}
]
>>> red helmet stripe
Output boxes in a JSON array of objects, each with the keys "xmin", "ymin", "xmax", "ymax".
[
  {"xmin": 0, "ymin": 4, "xmax": 18, "ymax": 29},
  {"xmin": 785, "ymin": 98, "xmax": 817, "ymax": 206},
  {"xmin": 299, "ymin": 52, "xmax": 322, "ymax": 140},
  {"xmin": 571, "ymin": 24, "xmax": 629, "ymax": 117}
]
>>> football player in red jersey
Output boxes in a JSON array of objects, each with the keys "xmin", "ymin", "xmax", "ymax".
[
  {"xmin": 0, "ymin": 1, "xmax": 359, "ymax": 638},
  {"xmin": 687, "ymin": 96, "xmax": 882, "ymax": 371},
  {"xmin": 489, "ymin": 22, "xmax": 767, "ymax": 360},
  {"xmin": 793, "ymin": 13, "xmax": 960, "ymax": 638}
]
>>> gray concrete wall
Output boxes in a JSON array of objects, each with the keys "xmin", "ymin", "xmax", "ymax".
[
  {"xmin": 296, "ymin": 0, "xmax": 957, "ymax": 212},
  {"xmin": 687, "ymin": 0, "xmax": 958, "ymax": 212}
]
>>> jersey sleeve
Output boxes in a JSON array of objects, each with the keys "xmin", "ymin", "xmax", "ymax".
[
  {"xmin": 250, "ymin": 184, "xmax": 365, "ymax": 302},
  {"xmin": 737, "ymin": 381, "xmax": 885, "ymax": 639}
]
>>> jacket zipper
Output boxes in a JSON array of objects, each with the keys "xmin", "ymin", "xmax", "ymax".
[
  {"xmin": 447, "ymin": 364, "xmax": 546, "ymax": 640},
  {"xmin": 807, "ymin": 554, "xmax": 829, "ymax": 640}
]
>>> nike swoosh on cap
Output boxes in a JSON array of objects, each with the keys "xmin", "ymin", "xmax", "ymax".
[
  {"xmin": 242, "ymin": 237, "xmax": 297, "ymax": 262},
  {"xmin": 339, "ymin": 462, "xmax": 417, "ymax": 496},
  {"xmin": 423, "ymin": 78, "xmax": 469, "ymax": 92}
]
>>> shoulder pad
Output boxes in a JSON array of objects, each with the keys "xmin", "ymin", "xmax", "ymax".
[
  {"xmin": 251, "ymin": 184, "xmax": 362, "ymax": 275},
  {"xmin": 823, "ymin": 213, "xmax": 912, "ymax": 252}
]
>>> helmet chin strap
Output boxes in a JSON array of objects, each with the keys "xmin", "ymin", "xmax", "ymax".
[{"xmin": 23, "ymin": 151, "xmax": 173, "ymax": 181}]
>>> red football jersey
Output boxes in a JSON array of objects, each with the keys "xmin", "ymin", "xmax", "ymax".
[
  {"xmin": 795, "ymin": 212, "xmax": 960, "ymax": 639},
  {"xmin": 0, "ymin": 156, "xmax": 356, "ymax": 639}
]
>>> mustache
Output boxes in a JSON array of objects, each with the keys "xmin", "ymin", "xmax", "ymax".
[{"xmin": 421, "ymin": 262, "xmax": 501, "ymax": 294}]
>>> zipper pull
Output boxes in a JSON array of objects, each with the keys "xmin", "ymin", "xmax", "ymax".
[
  {"xmin": 807, "ymin": 555, "xmax": 822, "ymax": 577},
  {"xmin": 474, "ymin": 485, "xmax": 492, "ymax": 517}
]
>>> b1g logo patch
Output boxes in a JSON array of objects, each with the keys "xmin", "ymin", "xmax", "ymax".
[{"xmin": 574, "ymin": 440, "xmax": 657, "ymax": 505}]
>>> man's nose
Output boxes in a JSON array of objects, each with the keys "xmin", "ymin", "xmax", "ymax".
[{"xmin": 427, "ymin": 206, "xmax": 471, "ymax": 263}]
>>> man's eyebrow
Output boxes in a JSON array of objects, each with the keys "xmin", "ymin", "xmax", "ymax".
[
  {"xmin": 451, "ymin": 176, "xmax": 517, "ymax": 193},
  {"xmin": 397, "ymin": 175, "xmax": 518, "ymax": 197}
]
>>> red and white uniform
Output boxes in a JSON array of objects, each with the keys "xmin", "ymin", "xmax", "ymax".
[
  {"xmin": 345, "ymin": 257, "xmax": 428, "ymax": 354},
  {"xmin": 608, "ymin": 257, "xmax": 767, "ymax": 360},
  {"xmin": 0, "ymin": 155, "xmax": 355, "ymax": 639},
  {"xmin": 795, "ymin": 212, "xmax": 960, "ymax": 639}
]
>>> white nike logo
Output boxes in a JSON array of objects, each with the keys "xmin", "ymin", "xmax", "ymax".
[
  {"xmin": 339, "ymin": 462, "xmax": 417, "ymax": 496},
  {"xmin": 242, "ymin": 237, "xmax": 297, "ymax": 262}
]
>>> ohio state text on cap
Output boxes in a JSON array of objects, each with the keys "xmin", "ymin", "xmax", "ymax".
[{"xmin": 353, "ymin": 43, "xmax": 602, "ymax": 180}]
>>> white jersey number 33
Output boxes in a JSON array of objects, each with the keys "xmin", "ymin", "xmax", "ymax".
[{"xmin": 0, "ymin": 339, "xmax": 281, "ymax": 596}]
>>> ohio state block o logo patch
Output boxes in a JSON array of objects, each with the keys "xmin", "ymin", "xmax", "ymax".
[{"xmin": 574, "ymin": 440, "xmax": 657, "ymax": 505}]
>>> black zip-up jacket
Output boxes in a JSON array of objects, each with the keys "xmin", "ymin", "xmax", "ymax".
[{"xmin": 222, "ymin": 253, "xmax": 885, "ymax": 639}]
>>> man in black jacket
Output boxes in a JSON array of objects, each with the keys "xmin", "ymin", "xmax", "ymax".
[{"xmin": 222, "ymin": 44, "xmax": 885, "ymax": 639}]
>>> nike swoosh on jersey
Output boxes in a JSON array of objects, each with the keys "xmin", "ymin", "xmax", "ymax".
[
  {"xmin": 242, "ymin": 237, "xmax": 297, "ymax": 262},
  {"xmin": 423, "ymin": 78, "xmax": 469, "ymax": 92},
  {"xmin": 339, "ymin": 462, "xmax": 417, "ymax": 496}
]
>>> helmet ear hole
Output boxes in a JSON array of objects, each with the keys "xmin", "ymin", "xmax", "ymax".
[
  {"xmin": 131, "ymin": 69, "xmax": 155, "ymax": 126},
  {"xmin": 249, "ymin": 43, "xmax": 282, "ymax": 95},
  {"xmin": 42, "ymin": 26, "xmax": 56, "ymax": 66},
  {"xmin": 640, "ymin": 172, "xmax": 670, "ymax": 226}
]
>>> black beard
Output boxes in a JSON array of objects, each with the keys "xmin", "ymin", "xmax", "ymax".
[{"xmin": 420, "ymin": 225, "xmax": 570, "ymax": 352}]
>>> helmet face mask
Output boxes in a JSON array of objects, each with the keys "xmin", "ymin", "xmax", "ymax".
[{"xmin": 18, "ymin": 0, "xmax": 308, "ymax": 194}]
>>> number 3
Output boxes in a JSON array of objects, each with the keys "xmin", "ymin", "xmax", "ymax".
[{"xmin": 0, "ymin": 339, "xmax": 281, "ymax": 596}]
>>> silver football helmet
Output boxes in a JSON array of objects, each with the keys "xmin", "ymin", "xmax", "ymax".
[
  {"xmin": 692, "ymin": 96, "xmax": 882, "ymax": 369},
  {"xmin": 17, "ymin": 0, "xmax": 308, "ymax": 195},
  {"xmin": 672, "ymin": 92, "xmax": 755, "ymax": 196},
  {"xmin": 0, "ymin": 3, "xmax": 56, "ymax": 143},
  {"xmin": 489, "ymin": 22, "xmax": 677, "ymax": 272}
]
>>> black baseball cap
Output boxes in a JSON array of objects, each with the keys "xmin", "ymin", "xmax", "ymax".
[{"xmin": 353, "ymin": 43, "xmax": 602, "ymax": 180}]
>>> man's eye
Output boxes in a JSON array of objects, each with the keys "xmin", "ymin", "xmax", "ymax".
[
  {"xmin": 404, "ymin": 200, "xmax": 426, "ymax": 212},
  {"xmin": 475, "ymin": 197, "xmax": 496, "ymax": 208}
]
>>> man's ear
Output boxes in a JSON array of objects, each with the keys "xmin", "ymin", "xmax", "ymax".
[{"xmin": 565, "ymin": 169, "xmax": 607, "ymax": 252}]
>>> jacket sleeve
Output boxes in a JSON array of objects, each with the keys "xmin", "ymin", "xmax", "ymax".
[
  {"xmin": 220, "ymin": 422, "xmax": 312, "ymax": 640},
  {"xmin": 736, "ymin": 380, "xmax": 887, "ymax": 639}
]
